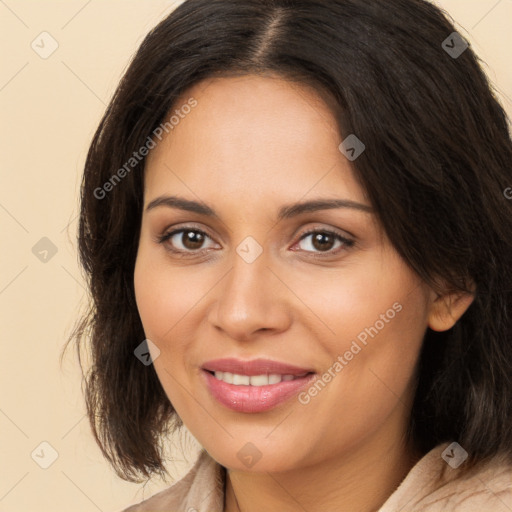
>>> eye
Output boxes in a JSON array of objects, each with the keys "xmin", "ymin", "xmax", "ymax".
[
  {"xmin": 157, "ymin": 226, "xmax": 355, "ymax": 258},
  {"xmin": 294, "ymin": 229, "xmax": 354, "ymax": 256},
  {"xmin": 157, "ymin": 227, "xmax": 217, "ymax": 254}
]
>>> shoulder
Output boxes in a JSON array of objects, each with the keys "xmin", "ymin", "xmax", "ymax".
[
  {"xmin": 379, "ymin": 442, "xmax": 512, "ymax": 512},
  {"xmin": 119, "ymin": 449, "xmax": 225, "ymax": 512}
]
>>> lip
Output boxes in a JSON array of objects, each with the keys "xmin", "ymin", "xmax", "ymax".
[
  {"xmin": 201, "ymin": 358, "xmax": 314, "ymax": 376},
  {"xmin": 201, "ymin": 358, "xmax": 316, "ymax": 413}
]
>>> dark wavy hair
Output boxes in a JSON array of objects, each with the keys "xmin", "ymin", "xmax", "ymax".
[{"xmin": 63, "ymin": 0, "xmax": 512, "ymax": 483}]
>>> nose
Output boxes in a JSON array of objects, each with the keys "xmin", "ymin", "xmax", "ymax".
[{"xmin": 207, "ymin": 246, "xmax": 292, "ymax": 342}]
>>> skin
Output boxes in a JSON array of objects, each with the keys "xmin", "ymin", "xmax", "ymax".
[{"xmin": 133, "ymin": 74, "xmax": 474, "ymax": 512}]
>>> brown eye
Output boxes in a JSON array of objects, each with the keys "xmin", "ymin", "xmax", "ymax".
[
  {"xmin": 179, "ymin": 230, "xmax": 206, "ymax": 250},
  {"xmin": 311, "ymin": 232, "xmax": 336, "ymax": 251},
  {"xmin": 158, "ymin": 228, "xmax": 216, "ymax": 254},
  {"xmin": 296, "ymin": 229, "xmax": 354, "ymax": 255}
]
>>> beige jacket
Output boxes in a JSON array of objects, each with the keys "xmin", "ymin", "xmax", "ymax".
[{"xmin": 121, "ymin": 442, "xmax": 512, "ymax": 512}]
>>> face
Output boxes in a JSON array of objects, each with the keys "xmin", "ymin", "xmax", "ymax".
[{"xmin": 134, "ymin": 74, "xmax": 435, "ymax": 472}]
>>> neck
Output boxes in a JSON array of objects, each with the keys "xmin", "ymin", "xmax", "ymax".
[{"xmin": 224, "ymin": 423, "xmax": 422, "ymax": 512}]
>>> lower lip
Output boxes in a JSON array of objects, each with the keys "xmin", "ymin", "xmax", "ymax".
[{"xmin": 202, "ymin": 370, "xmax": 316, "ymax": 413}]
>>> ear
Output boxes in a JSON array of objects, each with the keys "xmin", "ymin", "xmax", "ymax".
[{"xmin": 427, "ymin": 284, "xmax": 475, "ymax": 332}]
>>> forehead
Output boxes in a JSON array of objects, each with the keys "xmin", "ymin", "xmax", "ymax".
[{"xmin": 144, "ymin": 74, "xmax": 367, "ymax": 207}]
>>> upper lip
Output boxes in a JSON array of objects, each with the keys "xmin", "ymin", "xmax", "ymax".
[{"xmin": 202, "ymin": 358, "xmax": 315, "ymax": 376}]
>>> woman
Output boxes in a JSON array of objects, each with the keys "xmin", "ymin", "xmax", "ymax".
[{"xmin": 66, "ymin": 0, "xmax": 512, "ymax": 510}]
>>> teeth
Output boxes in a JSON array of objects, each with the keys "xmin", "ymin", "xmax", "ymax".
[
  {"xmin": 212, "ymin": 371, "xmax": 305, "ymax": 386},
  {"xmin": 268, "ymin": 373, "xmax": 281, "ymax": 385},
  {"xmin": 222, "ymin": 372, "xmax": 234, "ymax": 384},
  {"xmin": 233, "ymin": 373, "xmax": 250, "ymax": 385},
  {"xmin": 250, "ymin": 374, "xmax": 269, "ymax": 386}
]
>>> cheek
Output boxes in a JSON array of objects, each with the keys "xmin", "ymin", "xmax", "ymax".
[
  {"xmin": 133, "ymin": 251, "xmax": 202, "ymax": 410},
  {"xmin": 294, "ymin": 254, "xmax": 428, "ymax": 404},
  {"xmin": 288, "ymin": 259, "xmax": 415, "ymax": 351},
  {"xmin": 133, "ymin": 247, "xmax": 209, "ymax": 343},
  {"xmin": 294, "ymin": 291, "xmax": 427, "ymax": 460},
  {"xmin": 133, "ymin": 246, "xmax": 222, "ymax": 412},
  {"xmin": 133, "ymin": 262, "xmax": 173, "ymax": 341},
  {"xmin": 317, "ymin": 283, "xmax": 427, "ymax": 412}
]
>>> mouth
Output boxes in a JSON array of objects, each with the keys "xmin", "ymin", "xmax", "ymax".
[
  {"xmin": 205, "ymin": 370, "xmax": 311, "ymax": 386},
  {"xmin": 201, "ymin": 358, "xmax": 316, "ymax": 413}
]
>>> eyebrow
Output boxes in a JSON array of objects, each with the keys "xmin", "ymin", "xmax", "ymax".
[{"xmin": 145, "ymin": 195, "xmax": 373, "ymax": 219}]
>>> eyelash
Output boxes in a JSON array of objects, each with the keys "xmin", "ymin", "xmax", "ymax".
[{"xmin": 156, "ymin": 226, "xmax": 355, "ymax": 258}]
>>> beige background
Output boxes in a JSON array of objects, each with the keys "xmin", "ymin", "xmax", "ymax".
[{"xmin": 0, "ymin": 1, "xmax": 511, "ymax": 511}]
